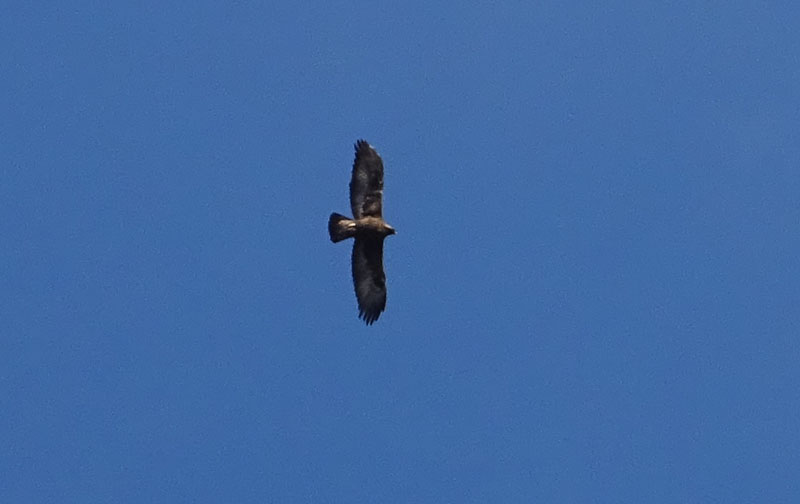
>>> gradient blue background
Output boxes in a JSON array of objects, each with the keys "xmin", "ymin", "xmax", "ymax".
[{"xmin": 3, "ymin": 2, "xmax": 799, "ymax": 502}]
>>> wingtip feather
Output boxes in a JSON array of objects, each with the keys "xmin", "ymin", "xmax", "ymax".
[{"xmin": 359, "ymin": 309, "xmax": 381, "ymax": 325}]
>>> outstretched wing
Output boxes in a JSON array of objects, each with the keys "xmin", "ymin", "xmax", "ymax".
[
  {"xmin": 351, "ymin": 237, "xmax": 387, "ymax": 325},
  {"xmin": 350, "ymin": 140, "xmax": 384, "ymax": 219}
]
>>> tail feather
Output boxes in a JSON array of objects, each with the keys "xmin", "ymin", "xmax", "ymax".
[{"xmin": 328, "ymin": 213, "xmax": 356, "ymax": 243}]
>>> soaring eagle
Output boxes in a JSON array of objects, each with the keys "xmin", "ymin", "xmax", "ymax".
[{"xmin": 328, "ymin": 140, "xmax": 396, "ymax": 325}]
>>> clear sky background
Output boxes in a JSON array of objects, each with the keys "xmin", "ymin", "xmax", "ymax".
[{"xmin": 2, "ymin": 2, "xmax": 799, "ymax": 502}]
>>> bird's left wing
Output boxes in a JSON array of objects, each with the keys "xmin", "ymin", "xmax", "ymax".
[{"xmin": 351, "ymin": 237, "xmax": 387, "ymax": 325}]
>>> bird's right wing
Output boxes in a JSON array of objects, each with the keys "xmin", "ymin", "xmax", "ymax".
[{"xmin": 349, "ymin": 140, "xmax": 384, "ymax": 219}]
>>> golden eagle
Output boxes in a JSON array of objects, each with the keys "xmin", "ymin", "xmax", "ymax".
[{"xmin": 328, "ymin": 140, "xmax": 396, "ymax": 325}]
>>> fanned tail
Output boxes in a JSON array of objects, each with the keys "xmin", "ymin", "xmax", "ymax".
[{"xmin": 328, "ymin": 213, "xmax": 356, "ymax": 243}]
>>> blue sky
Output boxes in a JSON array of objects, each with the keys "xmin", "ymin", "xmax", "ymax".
[{"xmin": 3, "ymin": 2, "xmax": 799, "ymax": 502}]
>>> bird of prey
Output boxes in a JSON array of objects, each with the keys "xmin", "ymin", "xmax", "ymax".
[{"xmin": 328, "ymin": 140, "xmax": 396, "ymax": 325}]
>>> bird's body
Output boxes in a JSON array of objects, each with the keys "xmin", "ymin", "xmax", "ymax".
[{"xmin": 328, "ymin": 140, "xmax": 395, "ymax": 325}]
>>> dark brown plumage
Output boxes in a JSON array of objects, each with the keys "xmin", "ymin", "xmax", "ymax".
[{"xmin": 328, "ymin": 140, "xmax": 396, "ymax": 325}]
